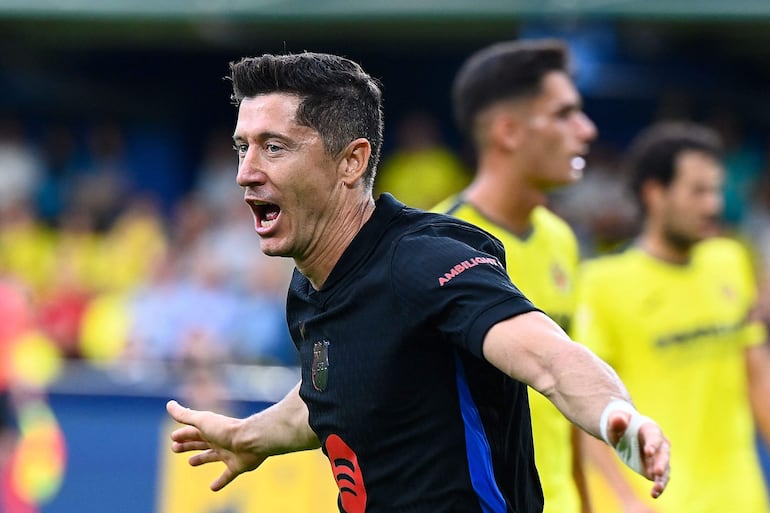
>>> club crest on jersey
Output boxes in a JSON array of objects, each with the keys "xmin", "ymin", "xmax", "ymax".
[
  {"xmin": 312, "ymin": 339, "xmax": 330, "ymax": 392},
  {"xmin": 550, "ymin": 262, "xmax": 570, "ymax": 293}
]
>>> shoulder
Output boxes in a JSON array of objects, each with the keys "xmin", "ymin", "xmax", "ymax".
[
  {"xmin": 430, "ymin": 195, "xmax": 463, "ymax": 215},
  {"xmin": 694, "ymin": 236, "xmax": 757, "ymax": 280},
  {"xmin": 392, "ymin": 208, "xmax": 506, "ymax": 265},
  {"xmin": 578, "ymin": 246, "xmax": 640, "ymax": 283},
  {"xmin": 532, "ymin": 206, "xmax": 577, "ymax": 241},
  {"xmin": 694, "ymin": 236, "xmax": 751, "ymax": 262}
]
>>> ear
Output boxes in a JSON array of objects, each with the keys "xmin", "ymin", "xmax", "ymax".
[
  {"xmin": 641, "ymin": 179, "xmax": 665, "ymax": 213},
  {"xmin": 338, "ymin": 138, "xmax": 372, "ymax": 187},
  {"xmin": 489, "ymin": 110, "xmax": 522, "ymax": 151}
]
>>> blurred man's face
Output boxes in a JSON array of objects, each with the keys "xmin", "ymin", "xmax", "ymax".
[
  {"xmin": 518, "ymin": 71, "xmax": 597, "ymax": 189},
  {"xmin": 656, "ymin": 150, "xmax": 725, "ymax": 251}
]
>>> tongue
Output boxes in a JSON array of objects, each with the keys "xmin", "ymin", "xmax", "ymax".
[{"xmin": 264, "ymin": 205, "xmax": 280, "ymax": 221}]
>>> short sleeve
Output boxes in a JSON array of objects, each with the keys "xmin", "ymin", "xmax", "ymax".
[{"xmin": 389, "ymin": 224, "xmax": 538, "ymax": 358}]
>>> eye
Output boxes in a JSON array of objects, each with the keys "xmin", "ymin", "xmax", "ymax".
[
  {"xmin": 265, "ymin": 142, "xmax": 283, "ymax": 154},
  {"xmin": 232, "ymin": 143, "xmax": 248, "ymax": 157},
  {"xmin": 555, "ymin": 107, "xmax": 574, "ymax": 120}
]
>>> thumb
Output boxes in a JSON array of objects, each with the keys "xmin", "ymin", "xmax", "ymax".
[
  {"xmin": 605, "ymin": 409, "xmax": 632, "ymax": 446},
  {"xmin": 167, "ymin": 400, "xmax": 194, "ymax": 425}
]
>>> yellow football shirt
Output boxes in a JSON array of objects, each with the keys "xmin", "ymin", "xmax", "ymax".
[
  {"xmin": 574, "ymin": 237, "xmax": 769, "ymax": 513},
  {"xmin": 433, "ymin": 197, "xmax": 581, "ymax": 513}
]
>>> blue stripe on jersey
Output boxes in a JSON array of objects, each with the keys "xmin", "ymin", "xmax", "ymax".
[{"xmin": 454, "ymin": 353, "xmax": 507, "ymax": 513}]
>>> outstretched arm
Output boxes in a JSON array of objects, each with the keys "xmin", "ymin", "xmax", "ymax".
[
  {"xmin": 167, "ymin": 381, "xmax": 320, "ymax": 491},
  {"xmin": 483, "ymin": 311, "xmax": 670, "ymax": 498}
]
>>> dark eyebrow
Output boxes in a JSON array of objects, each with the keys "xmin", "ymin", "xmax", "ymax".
[
  {"xmin": 232, "ymin": 131, "xmax": 291, "ymax": 143},
  {"xmin": 554, "ymin": 99, "xmax": 583, "ymax": 117}
]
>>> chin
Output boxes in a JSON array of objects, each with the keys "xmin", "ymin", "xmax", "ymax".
[{"xmin": 259, "ymin": 242, "xmax": 288, "ymax": 258}]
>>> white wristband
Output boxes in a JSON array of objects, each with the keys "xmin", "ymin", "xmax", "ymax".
[{"xmin": 599, "ymin": 399, "xmax": 653, "ymax": 475}]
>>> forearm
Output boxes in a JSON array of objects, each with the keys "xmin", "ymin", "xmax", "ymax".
[
  {"xmin": 485, "ymin": 311, "xmax": 631, "ymax": 439},
  {"xmin": 541, "ymin": 337, "xmax": 631, "ymax": 438},
  {"xmin": 485, "ymin": 311, "xmax": 670, "ymax": 497},
  {"xmin": 240, "ymin": 382, "xmax": 320, "ymax": 457}
]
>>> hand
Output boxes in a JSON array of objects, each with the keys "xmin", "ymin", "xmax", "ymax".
[
  {"xmin": 605, "ymin": 410, "xmax": 671, "ymax": 499},
  {"xmin": 166, "ymin": 400, "xmax": 266, "ymax": 491}
]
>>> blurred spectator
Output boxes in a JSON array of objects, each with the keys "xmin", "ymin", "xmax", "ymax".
[
  {"xmin": 0, "ymin": 117, "xmax": 44, "ymax": 215},
  {"xmin": 0, "ymin": 199, "xmax": 57, "ymax": 297},
  {"xmin": 77, "ymin": 288, "xmax": 133, "ymax": 368},
  {"xmin": 193, "ymin": 129, "xmax": 240, "ymax": 216},
  {"xmin": 68, "ymin": 121, "xmax": 133, "ymax": 232},
  {"xmin": 375, "ymin": 111, "xmax": 471, "ymax": 209},
  {"xmin": 99, "ymin": 195, "xmax": 168, "ymax": 293},
  {"xmin": 36, "ymin": 123, "xmax": 83, "ymax": 225},
  {"xmin": 125, "ymin": 251, "xmax": 188, "ymax": 363},
  {"xmin": 226, "ymin": 254, "xmax": 297, "ymax": 366},
  {"xmin": 706, "ymin": 107, "xmax": 766, "ymax": 229},
  {"xmin": 0, "ymin": 277, "xmax": 66, "ymax": 512}
]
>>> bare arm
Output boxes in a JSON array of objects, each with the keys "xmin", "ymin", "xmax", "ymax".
[
  {"xmin": 167, "ymin": 381, "xmax": 320, "ymax": 491},
  {"xmin": 483, "ymin": 311, "xmax": 670, "ymax": 497},
  {"xmin": 747, "ymin": 342, "xmax": 770, "ymax": 446}
]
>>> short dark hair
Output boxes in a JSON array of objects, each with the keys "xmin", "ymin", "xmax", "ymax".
[
  {"xmin": 626, "ymin": 121, "xmax": 723, "ymax": 209},
  {"xmin": 229, "ymin": 52, "xmax": 384, "ymax": 189},
  {"xmin": 452, "ymin": 39, "xmax": 570, "ymax": 138}
]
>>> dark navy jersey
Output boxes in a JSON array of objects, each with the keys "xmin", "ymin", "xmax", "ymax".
[{"xmin": 287, "ymin": 193, "xmax": 544, "ymax": 513}]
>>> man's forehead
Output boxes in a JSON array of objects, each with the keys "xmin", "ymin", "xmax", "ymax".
[
  {"xmin": 234, "ymin": 94, "xmax": 303, "ymax": 135},
  {"xmin": 239, "ymin": 93, "xmax": 301, "ymax": 117},
  {"xmin": 537, "ymin": 72, "xmax": 580, "ymax": 104}
]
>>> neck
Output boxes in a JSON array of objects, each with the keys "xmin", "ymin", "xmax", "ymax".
[
  {"xmin": 296, "ymin": 195, "xmax": 375, "ymax": 290},
  {"xmin": 464, "ymin": 162, "xmax": 545, "ymax": 236},
  {"xmin": 636, "ymin": 230, "xmax": 692, "ymax": 265}
]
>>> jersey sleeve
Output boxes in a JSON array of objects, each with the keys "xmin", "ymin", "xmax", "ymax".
[
  {"xmin": 389, "ymin": 224, "xmax": 539, "ymax": 359},
  {"xmin": 728, "ymin": 239, "xmax": 768, "ymax": 349}
]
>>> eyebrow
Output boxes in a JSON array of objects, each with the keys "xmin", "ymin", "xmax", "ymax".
[{"xmin": 232, "ymin": 131, "xmax": 291, "ymax": 143}]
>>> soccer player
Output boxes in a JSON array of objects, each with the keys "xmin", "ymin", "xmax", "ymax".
[
  {"xmin": 433, "ymin": 39, "xmax": 597, "ymax": 513},
  {"xmin": 166, "ymin": 51, "xmax": 670, "ymax": 513},
  {"xmin": 574, "ymin": 121, "xmax": 770, "ymax": 513}
]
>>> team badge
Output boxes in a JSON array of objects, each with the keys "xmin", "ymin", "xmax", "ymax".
[
  {"xmin": 312, "ymin": 340, "xmax": 330, "ymax": 392},
  {"xmin": 550, "ymin": 263, "xmax": 570, "ymax": 293}
]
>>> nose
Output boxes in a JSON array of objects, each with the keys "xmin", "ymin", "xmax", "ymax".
[
  {"xmin": 236, "ymin": 150, "xmax": 267, "ymax": 188},
  {"xmin": 576, "ymin": 111, "xmax": 598, "ymax": 142},
  {"xmin": 706, "ymin": 189, "xmax": 724, "ymax": 217}
]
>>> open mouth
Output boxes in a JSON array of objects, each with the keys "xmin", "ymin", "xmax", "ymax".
[{"xmin": 248, "ymin": 200, "xmax": 281, "ymax": 229}]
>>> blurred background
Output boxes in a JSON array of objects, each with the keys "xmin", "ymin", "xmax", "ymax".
[{"xmin": 1, "ymin": 1, "xmax": 769, "ymax": 512}]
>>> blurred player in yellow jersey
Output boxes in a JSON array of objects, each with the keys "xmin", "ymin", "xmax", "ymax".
[
  {"xmin": 433, "ymin": 39, "xmax": 598, "ymax": 513},
  {"xmin": 574, "ymin": 121, "xmax": 770, "ymax": 513}
]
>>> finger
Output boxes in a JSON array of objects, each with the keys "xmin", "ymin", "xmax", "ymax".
[
  {"xmin": 170, "ymin": 425, "xmax": 204, "ymax": 443},
  {"xmin": 646, "ymin": 439, "xmax": 670, "ymax": 498},
  {"xmin": 190, "ymin": 450, "xmax": 225, "ymax": 466},
  {"xmin": 211, "ymin": 468, "xmax": 237, "ymax": 492},
  {"xmin": 167, "ymin": 400, "xmax": 198, "ymax": 425},
  {"xmin": 171, "ymin": 440, "xmax": 211, "ymax": 453},
  {"xmin": 606, "ymin": 411, "xmax": 631, "ymax": 446},
  {"xmin": 651, "ymin": 464, "xmax": 670, "ymax": 498}
]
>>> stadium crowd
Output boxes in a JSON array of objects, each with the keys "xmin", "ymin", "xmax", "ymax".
[{"xmin": 1, "ymin": 102, "xmax": 769, "ymax": 375}]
